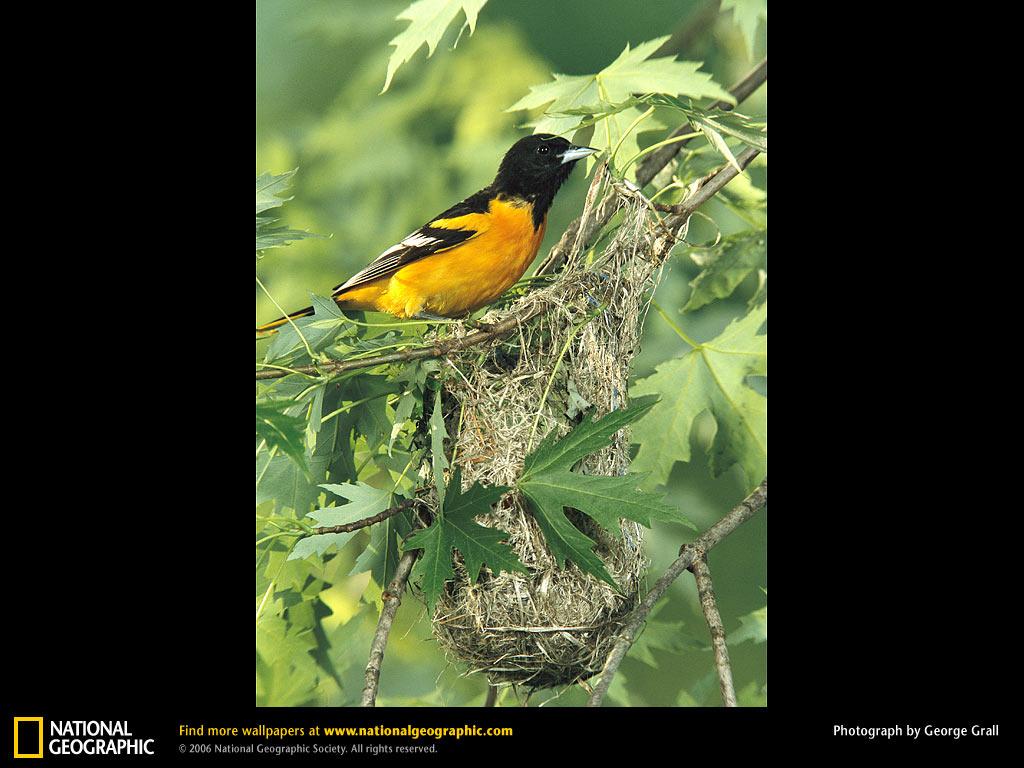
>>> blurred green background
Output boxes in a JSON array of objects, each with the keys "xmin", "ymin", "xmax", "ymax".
[{"xmin": 257, "ymin": 0, "xmax": 765, "ymax": 706}]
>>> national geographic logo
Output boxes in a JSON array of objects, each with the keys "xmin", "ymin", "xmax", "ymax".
[
  {"xmin": 13, "ymin": 718, "xmax": 156, "ymax": 759},
  {"xmin": 13, "ymin": 718, "xmax": 43, "ymax": 759}
]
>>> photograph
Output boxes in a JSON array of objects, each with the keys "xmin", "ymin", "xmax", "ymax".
[{"xmin": 255, "ymin": 0, "xmax": 767, "ymax": 718}]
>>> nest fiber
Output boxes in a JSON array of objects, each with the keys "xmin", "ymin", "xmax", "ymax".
[{"xmin": 430, "ymin": 175, "xmax": 677, "ymax": 690}]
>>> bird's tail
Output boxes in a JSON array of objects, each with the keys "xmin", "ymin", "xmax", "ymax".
[{"xmin": 255, "ymin": 305, "xmax": 314, "ymax": 336}]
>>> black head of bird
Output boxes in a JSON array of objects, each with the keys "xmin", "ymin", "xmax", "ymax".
[{"xmin": 492, "ymin": 134, "xmax": 598, "ymax": 209}]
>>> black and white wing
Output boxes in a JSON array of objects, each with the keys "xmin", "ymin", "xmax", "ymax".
[{"xmin": 331, "ymin": 192, "xmax": 491, "ymax": 296}]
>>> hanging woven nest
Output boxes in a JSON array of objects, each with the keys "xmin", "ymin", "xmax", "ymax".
[{"xmin": 423, "ymin": 181, "xmax": 677, "ymax": 690}]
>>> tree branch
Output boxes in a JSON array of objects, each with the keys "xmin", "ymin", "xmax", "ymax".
[
  {"xmin": 655, "ymin": 145, "xmax": 760, "ymax": 222},
  {"xmin": 586, "ymin": 477, "xmax": 767, "ymax": 707},
  {"xmin": 483, "ymin": 685, "xmax": 498, "ymax": 707},
  {"xmin": 690, "ymin": 555, "xmax": 737, "ymax": 707},
  {"xmin": 360, "ymin": 547, "xmax": 420, "ymax": 707},
  {"xmin": 306, "ymin": 496, "xmax": 418, "ymax": 536},
  {"xmin": 255, "ymin": 304, "xmax": 548, "ymax": 381}
]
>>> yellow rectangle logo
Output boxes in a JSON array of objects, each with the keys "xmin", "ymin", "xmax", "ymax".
[{"xmin": 13, "ymin": 717, "xmax": 43, "ymax": 759}]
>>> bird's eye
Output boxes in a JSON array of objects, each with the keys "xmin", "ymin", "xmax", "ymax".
[{"xmin": 537, "ymin": 145, "xmax": 550, "ymax": 155}]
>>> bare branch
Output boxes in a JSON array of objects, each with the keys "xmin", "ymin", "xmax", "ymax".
[
  {"xmin": 483, "ymin": 685, "xmax": 498, "ymax": 707},
  {"xmin": 690, "ymin": 555, "xmax": 737, "ymax": 707},
  {"xmin": 360, "ymin": 547, "xmax": 420, "ymax": 707},
  {"xmin": 586, "ymin": 477, "xmax": 767, "ymax": 707}
]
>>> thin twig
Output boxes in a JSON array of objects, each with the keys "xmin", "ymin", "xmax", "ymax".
[
  {"xmin": 653, "ymin": 1, "xmax": 721, "ymax": 60},
  {"xmin": 690, "ymin": 555, "xmax": 737, "ymax": 707},
  {"xmin": 255, "ymin": 305, "xmax": 547, "ymax": 381},
  {"xmin": 360, "ymin": 548, "xmax": 420, "ymax": 707},
  {"xmin": 655, "ymin": 145, "xmax": 760, "ymax": 222},
  {"xmin": 586, "ymin": 477, "xmax": 767, "ymax": 707},
  {"xmin": 308, "ymin": 497, "xmax": 418, "ymax": 536},
  {"xmin": 484, "ymin": 685, "xmax": 498, "ymax": 707}
]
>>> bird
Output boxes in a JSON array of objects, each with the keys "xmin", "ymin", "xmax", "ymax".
[{"xmin": 256, "ymin": 134, "xmax": 597, "ymax": 333}]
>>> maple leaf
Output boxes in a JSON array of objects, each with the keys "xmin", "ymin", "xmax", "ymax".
[
  {"xmin": 631, "ymin": 304, "xmax": 767, "ymax": 489},
  {"xmin": 518, "ymin": 396, "xmax": 693, "ymax": 588},
  {"xmin": 683, "ymin": 230, "xmax": 768, "ymax": 312},
  {"xmin": 256, "ymin": 400, "xmax": 307, "ymax": 471},
  {"xmin": 508, "ymin": 37, "xmax": 732, "ymax": 157},
  {"xmin": 405, "ymin": 470, "xmax": 524, "ymax": 613},
  {"xmin": 288, "ymin": 482, "xmax": 392, "ymax": 562},
  {"xmin": 721, "ymin": 0, "xmax": 767, "ymax": 59},
  {"xmin": 382, "ymin": 0, "xmax": 488, "ymax": 93}
]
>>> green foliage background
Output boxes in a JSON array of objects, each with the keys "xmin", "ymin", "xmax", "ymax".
[{"xmin": 257, "ymin": 0, "xmax": 766, "ymax": 706}]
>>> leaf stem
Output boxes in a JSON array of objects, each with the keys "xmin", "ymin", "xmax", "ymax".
[
  {"xmin": 256, "ymin": 274, "xmax": 316, "ymax": 359},
  {"xmin": 621, "ymin": 131, "xmax": 701, "ymax": 176},
  {"xmin": 649, "ymin": 299, "xmax": 700, "ymax": 348},
  {"xmin": 255, "ymin": 445, "xmax": 279, "ymax": 487}
]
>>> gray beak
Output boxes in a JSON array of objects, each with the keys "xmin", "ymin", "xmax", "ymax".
[{"xmin": 559, "ymin": 145, "xmax": 599, "ymax": 164}]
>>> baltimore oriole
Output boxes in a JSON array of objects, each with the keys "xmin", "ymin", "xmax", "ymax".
[{"xmin": 256, "ymin": 134, "xmax": 597, "ymax": 332}]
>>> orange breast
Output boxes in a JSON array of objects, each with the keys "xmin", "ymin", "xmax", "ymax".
[{"xmin": 337, "ymin": 196, "xmax": 545, "ymax": 319}]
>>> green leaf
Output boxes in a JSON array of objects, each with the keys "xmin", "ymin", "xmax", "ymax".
[
  {"xmin": 637, "ymin": 95, "xmax": 767, "ymax": 153},
  {"xmin": 517, "ymin": 483, "xmax": 617, "ymax": 587},
  {"xmin": 508, "ymin": 38, "xmax": 732, "ymax": 150},
  {"xmin": 692, "ymin": 110, "xmax": 767, "ymax": 153},
  {"xmin": 696, "ymin": 121, "xmax": 743, "ymax": 174},
  {"xmin": 730, "ymin": 603, "xmax": 767, "ymax": 646},
  {"xmin": 288, "ymin": 482, "xmax": 392, "ymax": 562},
  {"xmin": 748, "ymin": 268, "xmax": 767, "ymax": 309},
  {"xmin": 256, "ymin": 400, "xmax": 308, "ymax": 471},
  {"xmin": 382, "ymin": 0, "xmax": 488, "ymax": 93},
  {"xmin": 606, "ymin": 106, "xmax": 665, "ymax": 180},
  {"xmin": 405, "ymin": 470, "xmax": 522, "ymax": 613},
  {"xmin": 314, "ymin": 482, "xmax": 392, "ymax": 525},
  {"xmin": 737, "ymin": 681, "xmax": 767, "ymax": 707},
  {"xmin": 517, "ymin": 398, "xmax": 693, "ymax": 586},
  {"xmin": 429, "ymin": 386, "xmax": 449, "ymax": 509},
  {"xmin": 683, "ymin": 230, "xmax": 768, "ymax": 312},
  {"xmin": 350, "ymin": 509, "xmax": 411, "ymax": 591},
  {"xmin": 256, "ymin": 612, "xmax": 319, "ymax": 706},
  {"xmin": 440, "ymin": 472, "xmax": 522, "ymax": 584},
  {"xmin": 264, "ymin": 293, "xmax": 350, "ymax": 363},
  {"xmin": 256, "ymin": 170, "xmax": 323, "ymax": 254},
  {"xmin": 257, "ymin": 169, "xmax": 297, "ymax": 215},
  {"xmin": 721, "ymin": 0, "xmax": 767, "ymax": 59},
  {"xmin": 522, "ymin": 396, "xmax": 659, "ymax": 479},
  {"xmin": 630, "ymin": 606, "xmax": 707, "ymax": 667},
  {"xmin": 258, "ymin": 452, "xmax": 321, "ymax": 515},
  {"xmin": 631, "ymin": 304, "xmax": 767, "ymax": 489},
  {"xmin": 519, "ymin": 471, "xmax": 689, "ymax": 532},
  {"xmin": 403, "ymin": 520, "xmax": 448, "ymax": 613},
  {"xmin": 347, "ymin": 376, "xmax": 396, "ymax": 454}
]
